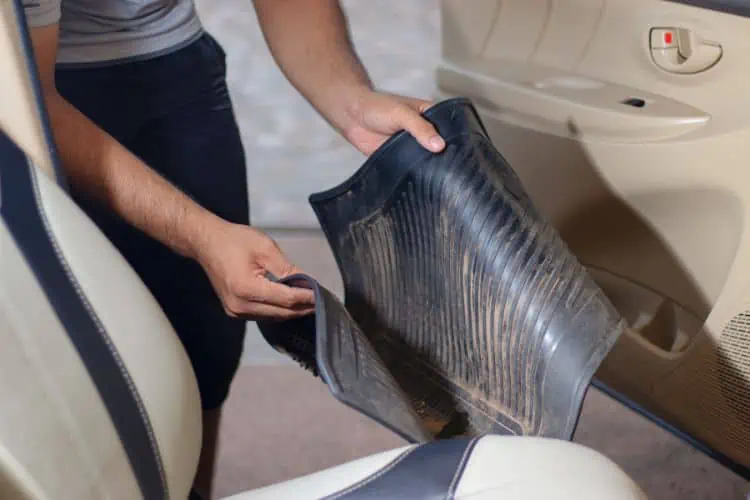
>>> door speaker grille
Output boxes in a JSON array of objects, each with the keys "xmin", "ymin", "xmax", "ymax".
[
  {"xmin": 718, "ymin": 311, "xmax": 750, "ymax": 422},
  {"xmin": 613, "ymin": 308, "xmax": 750, "ymax": 465}
]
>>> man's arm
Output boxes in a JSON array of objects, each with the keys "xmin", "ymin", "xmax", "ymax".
[
  {"xmin": 30, "ymin": 24, "xmax": 219, "ymax": 260},
  {"xmin": 26, "ymin": 23, "xmax": 314, "ymax": 319},
  {"xmin": 253, "ymin": 0, "xmax": 446, "ymax": 156}
]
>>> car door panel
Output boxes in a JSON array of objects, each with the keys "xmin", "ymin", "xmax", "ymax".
[{"xmin": 438, "ymin": 0, "xmax": 750, "ymax": 477}]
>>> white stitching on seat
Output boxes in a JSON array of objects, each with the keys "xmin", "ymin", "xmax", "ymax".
[
  {"xmin": 323, "ymin": 446, "xmax": 419, "ymax": 500},
  {"xmin": 447, "ymin": 437, "xmax": 481, "ymax": 498},
  {"xmin": 28, "ymin": 164, "xmax": 169, "ymax": 499}
]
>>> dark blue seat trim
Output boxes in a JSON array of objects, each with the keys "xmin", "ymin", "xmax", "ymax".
[
  {"xmin": 9, "ymin": 0, "xmax": 69, "ymax": 190},
  {"xmin": 323, "ymin": 437, "xmax": 480, "ymax": 500}
]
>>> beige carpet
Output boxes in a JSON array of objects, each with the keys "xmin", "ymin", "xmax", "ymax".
[
  {"xmin": 213, "ymin": 365, "xmax": 404, "ymax": 499},
  {"xmin": 214, "ymin": 365, "xmax": 749, "ymax": 500}
]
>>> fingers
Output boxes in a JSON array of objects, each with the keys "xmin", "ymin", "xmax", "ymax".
[
  {"xmin": 394, "ymin": 100, "xmax": 445, "ymax": 153},
  {"xmin": 255, "ymin": 238, "xmax": 303, "ymax": 280},
  {"xmin": 227, "ymin": 300, "xmax": 315, "ymax": 321},
  {"xmin": 251, "ymin": 303, "xmax": 315, "ymax": 321},
  {"xmin": 255, "ymin": 255, "xmax": 315, "ymax": 306},
  {"xmin": 224, "ymin": 277, "xmax": 315, "ymax": 317},
  {"xmin": 230, "ymin": 275, "xmax": 315, "ymax": 309},
  {"xmin": 256, "ymin": 278, "xmax": 315, "ymax": 307},
  {"xmin": 199, "ymin": 224, "xmax": 318, "ymax": 321},
  {"xmin": 244, "ymin": 230, "xmax": 315, "ymax": 304}
]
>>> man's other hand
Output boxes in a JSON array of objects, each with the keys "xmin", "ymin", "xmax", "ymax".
[
  {"xmin": 342, "ymin": 90, "xmax": 447, "ymax": 156},
  {"xmin": 195, "ymin": 222, "xmax": 315, "ymax": 321}
]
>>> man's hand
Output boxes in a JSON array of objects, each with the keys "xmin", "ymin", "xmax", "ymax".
[
  {"xmin": 29, "ymin": 22, "xmax": 314, "ymax": 322},
  {"xmin": 195, "ymin": 222, "xmax": 315, "ymax": 321},
  {"xmin": 253, "ymin": 0, "xmax": 446, "ymax": 157},
  {"xmin": 341, "ymin": 90, "xmax": 445, "ymax": 156}
]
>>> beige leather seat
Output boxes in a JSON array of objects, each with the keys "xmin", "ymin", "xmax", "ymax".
[{"xmin": 0, "ymin": 118, "xmax": 647, "ymax": 500}]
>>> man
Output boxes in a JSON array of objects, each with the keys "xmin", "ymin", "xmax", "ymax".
[{"xmin": 22, "ymin": 0, "xmax": 446, "ymax": 497}]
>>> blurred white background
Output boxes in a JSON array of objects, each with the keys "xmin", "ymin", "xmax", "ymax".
[{"xmin": 195, "ymin": 0, "xmax": 441, "ymax": 228}]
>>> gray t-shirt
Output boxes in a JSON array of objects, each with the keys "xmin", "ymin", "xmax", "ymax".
[{"xmin": 22, "ymin": 0, "xmax": 203, "ymax": 67}]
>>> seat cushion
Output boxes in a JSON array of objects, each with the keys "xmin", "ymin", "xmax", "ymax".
[{"xmin": 224, "ymin": 435, "xmax": 646, "ymax": 500}]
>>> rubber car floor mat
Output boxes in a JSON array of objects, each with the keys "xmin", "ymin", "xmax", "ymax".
[
  {"xmin": 258, "ymin": 97, "xmax": 626, "ymax": 442},
  {"xmin": 256, "ymin": 275, "xmax": 432, "ymax": 443}
]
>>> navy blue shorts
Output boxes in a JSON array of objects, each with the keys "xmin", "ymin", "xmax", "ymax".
[{"xmin": 56, "ymin": 32, "xmax": 248, "ymax": 411}]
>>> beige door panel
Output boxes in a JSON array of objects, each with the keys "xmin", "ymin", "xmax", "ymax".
[
  {"xmin": 438, "ymin": 0, "xmax": 750, "ymax": 471},
  {"xmin": 0, "ymin": 0, "xmax": 55, "ymax": 180},
  {"xmin": 437, "ymin": 61, "xmax": 709, "ymax": 141},
  {"xmin": 441, "ymin": 0, "xmax": 606, "ymax": 67}
]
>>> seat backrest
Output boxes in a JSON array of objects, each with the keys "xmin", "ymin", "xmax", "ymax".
[
  {"xmin": 0, "ymin": 1, "xmax": 203, "ymax": 498},
  {"xmin": 0, "ymin": 127, "xmax": 203, "ymax": 500}
]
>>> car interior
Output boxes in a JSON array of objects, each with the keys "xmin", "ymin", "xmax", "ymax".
[{"xmin": 0, "ymin": 0, "xmax": 749, "ymax": 498}]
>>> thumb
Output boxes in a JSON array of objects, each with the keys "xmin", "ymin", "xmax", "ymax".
[
  {"xmin": 258, "ymin": 254, "xmax": 313, "ymax": 305},
  {"xmin": 258, "ymin": 247, "xmax": 304, "ymax": 281},
  {"xmin": 395, "ymin": 102, "xmax": 445, "ymax": 153}
]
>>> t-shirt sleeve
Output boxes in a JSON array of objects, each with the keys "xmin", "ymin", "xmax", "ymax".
[{"xmin": 22, "ymin": 0, "xmax": 62, "ymax": 27}]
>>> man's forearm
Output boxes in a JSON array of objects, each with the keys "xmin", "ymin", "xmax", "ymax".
[
  {"xmin": 44, "ymin": 91, "xmax": 223, "ymax": 260},
  {"xmin": 253, "ymin": 0, "xmax": 373, "ymax": 134}
]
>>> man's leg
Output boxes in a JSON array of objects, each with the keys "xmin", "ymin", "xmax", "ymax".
[
  {"xmin": 56, "ymin": 33, "xmax": 250, "ymax": 499},
  {"xmin": 125, "ymin": 34, "xmax": 249, "ymax": 499},
  {"xmin": 193, "ymin": 408, "xmax": 222, "ymax": 496}
]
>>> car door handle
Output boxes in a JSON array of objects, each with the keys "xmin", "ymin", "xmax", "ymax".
[{"xmin": 650, "ymin": 28, "xmax": 723, "ymax": 74}]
